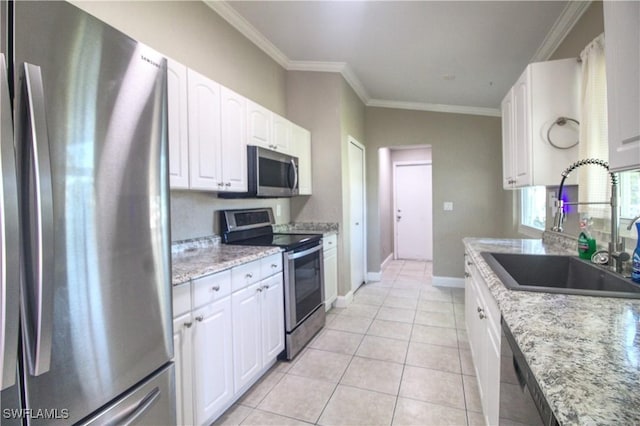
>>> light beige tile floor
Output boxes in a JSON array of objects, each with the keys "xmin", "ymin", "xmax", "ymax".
[{"xmin": 214, "ymin": 260, "xmax": 482, "ymax": 426}]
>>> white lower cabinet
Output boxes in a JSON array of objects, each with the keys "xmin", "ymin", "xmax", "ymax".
[
  {"xmin": 192, "ymin": 297, "xmax": 233, "ymax": 425},
  {"xmin": 173, "ymin": 312, "xmax": 194, "ymax": 426},
  {"xmin": 323, "ymin": 234, "xmax": 338, "ymax": 310},
  {"xmin": 172, "ymin": 254, "xmax": 284, "ymax": 426},
  {"xmin": 464, "ymin": 253, "xmax": 500, "ymax": 426},
  {"xmin": 232, "ymin": 273, "xmax": 285, "ymax": 392}
]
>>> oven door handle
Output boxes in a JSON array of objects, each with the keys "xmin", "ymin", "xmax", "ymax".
[{"xmin": 286, "ymin": 243, "xmax": 322, "ymax": 260}]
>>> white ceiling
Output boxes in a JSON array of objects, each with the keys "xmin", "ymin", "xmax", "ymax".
[{"xmin": 207, "ymin": 1, "xmax": 590, "ymax": 116}]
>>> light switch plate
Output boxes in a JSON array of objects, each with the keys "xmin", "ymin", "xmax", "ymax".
[
  {"xmin": 276, "ymin": 204, "xmax": 282, "ymax": 217},
  {"xmin": 443, "ymin": 201, "xmax": 454, "ymax": 211}
]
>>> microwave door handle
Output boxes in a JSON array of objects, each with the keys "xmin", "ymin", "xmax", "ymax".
[
  {"xmin": 0, "ymin": 54, "xmax": 20, "ymax": 390},
  {"xmin": 289, "ymin": 158, "xmax": 298, "ymax": 191},
  {"xmin": 20, "ymin": 63, "xmax": 54, "ymax": 376}
]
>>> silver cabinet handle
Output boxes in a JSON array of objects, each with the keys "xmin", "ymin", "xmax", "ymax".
[
  {"xmin": 0, "ymin": 54, "xmax": 20, "ymax": 390},
  {"xmin": 184, "ymin": 322, "xmax": 193, "ymax": 328},
  {"xmin": 271, "ymin": 264, "xmax": 278, "ymax": 268},
  {"xmin": 464, "ymin": 272, "xmax": 470, "ymax": 278},
  {"xmin": 477, "ymin": 307, "xmax": 484, "ymax": 313},
  {"xmin": 263, "ymin": 284, "xmax": 270, "ymax": 290},
  {"xmin": 225, "ymin": 182, "xmax": 231, "ymax": 187},
  {"xmin": 256, "ymin": 287, "xmax": 263, "ymax": 293},
  {"xmin": 479, "ymin": 312, "xmax": 486, "ymax": 320},
  {"xmin": 467, "ymin": 261, "xmax": 473, "ymax": 266},
  {"xmin": 20, "ymin": 62, "xmax": 54, "ymax": 377},
  {"xmin": 195, "ymin": 315, "xmax": 204, "ymax": 322},
  {"xmin": 246, "ymin": 273, "xmax": 253, "ymax": 279},
  {"xmin": 211, "ymin": 285, "xmax": 220, "ymax": 292},
  {"xmin": 217, "ymin": 182, "xmax": 223, "ymax": 187}
]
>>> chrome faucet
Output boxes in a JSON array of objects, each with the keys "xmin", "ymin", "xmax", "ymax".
[
  {"xmin": 551, "ymin": 158, "xmax": 629, "ymax": 273},
  {"xmin": 627, "ymin": 215, "xmax": 640, "ymax": 231}
]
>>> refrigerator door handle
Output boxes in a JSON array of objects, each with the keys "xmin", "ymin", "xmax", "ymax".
[
  {"xmin": 0, "ymin": 54, "xmax": 20, "ymax": 390},
  {"xmin": 117, "ymin": 387, "xmax": 161, "ymax": 426},
  {"xmin": 20, "ymin": 62, "xmax": 54, "ymax": 376}
]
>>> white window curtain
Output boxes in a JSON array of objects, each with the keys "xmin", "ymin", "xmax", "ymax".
[{"xmin": 578, "ymin": 33, "xmax": 609, "ymax": 218}]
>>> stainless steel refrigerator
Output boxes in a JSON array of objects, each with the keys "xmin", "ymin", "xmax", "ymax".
[{"xmin": 1, "ymin": 1, "xmax": 175, "ymax": 424}]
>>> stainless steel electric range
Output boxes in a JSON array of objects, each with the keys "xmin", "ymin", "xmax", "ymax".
[{"xmin": 221, "ymin": 208, "xmax": 325, "ymax": 359}]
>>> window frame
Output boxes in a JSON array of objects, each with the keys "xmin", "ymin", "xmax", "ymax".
[{"xmin": 518, "ymin": 186, "xmax": 547, "ymax": 238}]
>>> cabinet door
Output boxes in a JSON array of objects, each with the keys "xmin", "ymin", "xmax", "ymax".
[
  {"xmin": 173, "ymin": 313, "xmax": 194, "ymax": 426},
  {"xmin": 272, "ymin": 113, "xmax": 292, "ymax": 153},
  {"xmin": 167, "ymin": 59, "xmax": 190, "ymax": 189},
  {"xmin": 604, "ymin": 1, "xmax": 640, "ymax": 172},
  {"xmin": 232, "ymin": 282, "xmax": 262, "ymax": 392},
  {"xmin": 261, "ymin": 274, "xmax": 285, "ymax": 362},
  {"xmin": 292, "ymin": 124, "xmax": 312, "ymax": 195},
  {"xmin": 513, "ymin": 71, "xmax": 532, "ymax": 187},
  {"xmin": 220, "ymin": 87, "xmax": 248, "ymax": 192},
  {"xmin": 485, "ymin": 327, "xmax": 501, "ymax": 426},
  {"xmin": 323, "ymin": 247, "xmax": 338, "ymax": 310},
  {"xmin": 501, "ymin": 91, "xmax": 515, "ymax": 189},
  {"xmin": 247, "ymin": 100, "xmax": 271, "ymax": 150},
  {"xmin": 192, "ymin": 298, "xmax": 233, "ymax": 425},
  {"xmin": 187, "ymin": 68, "xmax": 222, "ymax": 191}
]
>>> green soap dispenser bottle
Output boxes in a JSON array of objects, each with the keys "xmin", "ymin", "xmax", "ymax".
[{"xmin": 578, "ymin": 217, "xmax": 597, "ymax": 260}]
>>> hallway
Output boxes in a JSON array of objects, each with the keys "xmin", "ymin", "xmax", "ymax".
[{"xmin": 215, "ymin": 260, "xmax": 482, "ymax": 426}]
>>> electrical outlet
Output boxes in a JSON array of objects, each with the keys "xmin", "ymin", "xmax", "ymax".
[
  {"xmin": 443, "ymin": 202, "xmax": 454, "ymax": 211},
  {"xmin": 276, "ymin": 204, "xmax": 281, "ymax": 217}
]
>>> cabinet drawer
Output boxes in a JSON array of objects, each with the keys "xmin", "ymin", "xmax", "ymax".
[
  {"xmin": 193, "ymin": 270, "xmax": 231, "ymax": 308},
  {"xmin": 323, "ymin": 234, "xmax": 337, "ymax": 252},
  {"xmin": 232, "ymin": 260, "xmax": 261, "ymax": 292},
  {"xmin": 261, "ymin": 253, "xmax": 282, "ymax": 278},
  {"xmin": 173, "ymin": 282, "xmax": 192, "ymax": 317}
]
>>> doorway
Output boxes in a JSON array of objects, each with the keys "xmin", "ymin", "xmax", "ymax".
[
  {"xmin": 349, "ymin": 138, "xmax": 366, "ymax": 294},
  {"xmin": 393, "ymin": 161, "xmax": 433, "ymax": 261}
]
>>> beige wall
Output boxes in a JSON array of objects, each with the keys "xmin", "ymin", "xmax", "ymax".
[
  {"xmin": 286, "ymin": 71, "xmax": 367, "ymax": 296},
  {"xmin": 71, "ymin": 1, "xmax": 291, "ymax": 241},
  {"xmin": 365, "ymin": 108, "xmax": 505, "ymax": 278}
]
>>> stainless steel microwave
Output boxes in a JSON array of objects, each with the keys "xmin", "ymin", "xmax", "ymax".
[{"xmin": 219, "ymin": 146, "xmax": 299, "ymax": 198}]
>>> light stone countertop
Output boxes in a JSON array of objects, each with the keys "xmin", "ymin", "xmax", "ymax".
[
  {"xmin": 172, "ymin": 244, "xmax": 281, "ymax": 286},
  {"xmin": 463, "ymin": 238, "xmax": 640, "ymax": 425},
  {"xmin": 272, "ymin": 222, "xmax": 338, "ymax": 237}
]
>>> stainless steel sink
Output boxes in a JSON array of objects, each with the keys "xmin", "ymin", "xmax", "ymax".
[{"xmin": 481, "ymin": 252, "xmax": 640, "ymax": 298}]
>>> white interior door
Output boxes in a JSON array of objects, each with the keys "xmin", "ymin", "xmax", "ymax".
[
  {"xmin": 394, "ymin": 162, "xmax": 433, "ymax": 260},
  {"xmin": 349, "ymin": 139, "xmax": 366, "ymax": 294}
]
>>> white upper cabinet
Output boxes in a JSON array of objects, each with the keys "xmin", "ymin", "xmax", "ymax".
[
  {"xmin": 187, "ymin": 68, "xmax": 223, "ymax": 191},
  {"xmin": 186, "ymin": 68, "xmax": 248, "ymax": 192},
  {"xmin": 220, "ymin": 87, "xmax": 248, "ymax": 192},
  {"xmin": 291, "ymin": 123, "xmax": 312, "ymax": 195},
  {"xmin": 272, "ymin": 113, "xmax": 292, "ymax": 153},
  {"xmin": 167, "ymin": 59, "xmax": 190, "ymax": 189},
  {"xmin": 604, "ymin": 1, "xmax": 640, "ymax": 172},
  {"xmin": 501, "ymin": 58, "xmax": 580, "ymax": 189},
  {"xmin": 246, "ymin": 100, "xmax": 272, "ymax": 150}
]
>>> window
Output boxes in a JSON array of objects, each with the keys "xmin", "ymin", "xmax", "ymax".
[
  {"xmin": 520, "ymin": 186, "xmax": 547, "ymax": 233},
  {"xmin": 620, "ymin": 170, "xmax": 640, "ymax": 219}
]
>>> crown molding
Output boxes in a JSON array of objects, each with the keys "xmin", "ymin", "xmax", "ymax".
[
  {"xmin": 530, "ymin": 0, "xmax": 592, "ymax": 62},
  {"xmin": 203, "ymin": 0, "xmax": 289, "ymax": 68},
  {"xmin": 366, "ymin": 99, "xmax": 502, "ymax": 117},
  {"xmin": 287, "ymin": 60, "xmax": 371, "ymax": 103}
]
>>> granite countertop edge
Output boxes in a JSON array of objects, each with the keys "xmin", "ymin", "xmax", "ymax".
[
  {"xmin": 172, "ymin": 245, "xmax": 282, "ymax": 286},
  {"xmin": 462, "ymin": 237, "xmax": 640, "ymax": 426}
]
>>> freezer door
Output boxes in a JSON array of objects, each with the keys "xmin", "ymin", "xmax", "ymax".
[
  {"xmin": 13, "ymin": 2, "xmax": 172, "ymax": 424},
  {"xmin": 79, "ymin": 364, "xmax": 176, "ymax": 426}
]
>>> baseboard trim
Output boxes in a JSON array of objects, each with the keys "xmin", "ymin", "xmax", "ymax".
[
  {"xmin": 433, "ymin": 276, "xmax": 465, "ymax": 289},
  {"xmin": 367, "ymin": 271, "xmax": 381, "ymax": 281},
  {"xmin": 334, "ymin": 291, "xmax": 354, "ymax": 308},
  {"xmin": 381, "ymin": 253, "xmax": 394, "ymax": 269}
]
